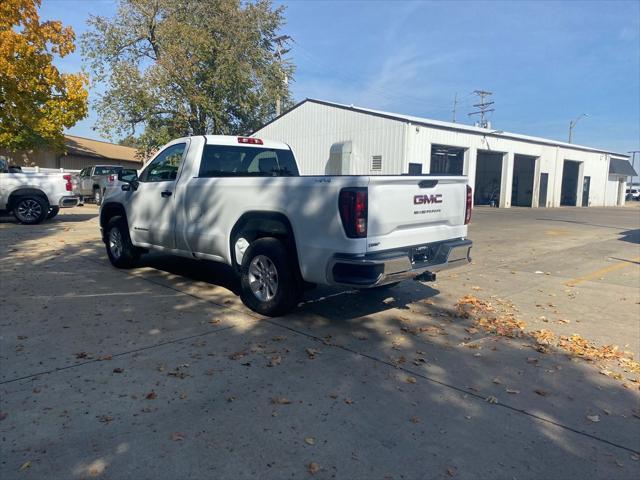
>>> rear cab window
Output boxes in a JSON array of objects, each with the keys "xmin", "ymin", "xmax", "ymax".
[
  {"xmin": 198, "ymin": 145, "xmax": 299, "ymax": 178},
  {"xmin": 94, "ymin": 166, "xmax": 123, "ymax": 176}
]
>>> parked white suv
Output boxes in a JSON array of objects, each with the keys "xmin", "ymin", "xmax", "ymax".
[
  {"xmin": 99, "ymin": 136, "xmax": 473, "ymax": 315},
  {"xmin": 0, "ymin": 158, "xmax": 79, "ymax": 224}
]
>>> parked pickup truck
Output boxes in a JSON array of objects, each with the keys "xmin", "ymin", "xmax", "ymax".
[
  {"xmin": 99, "ymin": 136, "xmax": 472, "ymax": 316},
  {"xmin": 73, "ymin": 165, "xmax": 123, "ymax": 205},
  {"xmin": 0, "ymin": 158, "xmax": 79, "ymax": 224}
]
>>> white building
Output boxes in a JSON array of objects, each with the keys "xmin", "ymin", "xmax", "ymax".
[{"xmin": 253, "ymin": 99, "xmax": 636, "ymax": 208}]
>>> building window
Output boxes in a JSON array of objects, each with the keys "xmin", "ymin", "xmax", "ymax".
[
  {"xmin": 408, "ymin": 163, "xmax": 422, "ymax": 175},
  {"xmin": 430, "ymin": 144, "xmax": 465, "ymax": 175},
  {"xmin": 371, "ymin": 155, "xmax": 382, "ymax": 171}
]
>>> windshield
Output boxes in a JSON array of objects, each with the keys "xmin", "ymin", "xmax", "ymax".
[
  {"xmin": 198, "ymin": 145, "xmax": 299, "ymax": 177},
  {"xmin": 94, "ymin": 166, "xmax": 123, "ymax": 175}
]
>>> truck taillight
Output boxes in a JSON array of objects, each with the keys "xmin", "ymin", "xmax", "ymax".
[
  {"xmin": 63, "ymin": 174, "xmax": 73, "ymax": 192},
  {"xmin": 238, "ymin": 137, "xmax": 263, "ymax": 145},
  {"xmin": 339, "ymin": 188, "xmax": 368, "ymax": 238},
  {"xmin": 465, "ymin": 185, "xmax": 472, "ymax": 225}
]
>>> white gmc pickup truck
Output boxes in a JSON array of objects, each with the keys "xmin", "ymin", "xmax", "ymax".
[{"xmin": 100, "ymin": 135, "xmax": 472, "ymax": 316}]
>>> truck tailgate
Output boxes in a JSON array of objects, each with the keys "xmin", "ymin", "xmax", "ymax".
[{"xmin": 366, "ymin": 176, "xmax": 469, "ymax": 252}]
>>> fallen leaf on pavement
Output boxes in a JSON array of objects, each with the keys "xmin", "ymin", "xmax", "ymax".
[
  {"xmin": 74, "ymin": 352, "xmax": 88, "ymax": 359},
  {"xmin": 306, "ymin": 348, "xmax": 319, "ymax": 359},
  {"xmin": 410, "ymin": 416, "xmax": 420, "ymax": 423},
  {"xmin": 268, "ymin": 355, "xmax": 282, "ymax": 367},
  {"xmin": 446, "ymin": 466, "xmax": 457, "ymax": 477},
  {"xmin": 98, "ymin": 415, "xmax": 114, "ymax": 423},
  {"xmin": 534, "ymin": 389, "xmax": 548, "ymax": 397},
  {"xmin": 405, "ymin": 376, "xmax": 417, "ymax": 384},
  {"xmin": 586, "ymin": 414, "xmax": 600, "ymax": 423},
  {"xmin": 229, "ymin": 351, "xmax": 246, "ymax": 360},
  {"xmin": 113, "ymin": 368, "xmax": 124, "ymax": 374},
  {"xmin": 344, "ymin": 398, "xmax": 354, "ymax": 405},
  {"xmin": 171, "ymin": 432, "xmax": 186, "ymax": 441},
  {"xmin": 506, "ymin": 388, "xmax": 520, "ymax": 394},
  {"xmin": 492, "ymin": 378, "xmax": 502, "ymax": 384},
  {"xmin": 271, "ymin": 397, "xmax": 291, "ymax": 405},
  {"xmin": 485, "ymin": 396, "xmax": 498, "ymax": 404},
  {"xmin": 19, "ymin": 461, "xmax": 31, "ymax": 471},
  {"xmin": 307, "ymin": 462, "xmax": 320, "ymax": 475},
  {"xmin": 145, "ymin": 391, "xmax": 157, "ymax": 400},
  {"xmin": 304, "ymin": 437, "xmax": 315, "ymax": 445}
]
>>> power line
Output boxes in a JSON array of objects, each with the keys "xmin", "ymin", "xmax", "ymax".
[{"xmin": 468, "ymin": 90, "xmax": 494, "ymax": 128}]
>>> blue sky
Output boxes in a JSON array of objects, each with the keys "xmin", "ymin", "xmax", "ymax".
[{"xmin": 41, "ymin": 0, "xmax": 639, "ymax": 154}]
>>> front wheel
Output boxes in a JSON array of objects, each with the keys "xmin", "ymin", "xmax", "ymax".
[
  {"xmin": 239, "ymin": 237, "xmax": 301, "ymax": 316},
  {"xmin": 94, "ymin": 188, "xmax": 103, "ymax": 206},
  {"xmin": 13, "ymin": 196, "xmax": 48, "ymax": 224},
  {"xmin": 105, "ymin": 216, "xmax": 140, "ymax": 268}
]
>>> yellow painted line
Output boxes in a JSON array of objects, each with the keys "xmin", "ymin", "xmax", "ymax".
[{"xmin": 565, "ymin": 257, "xmax": 640, "ymax": 286}]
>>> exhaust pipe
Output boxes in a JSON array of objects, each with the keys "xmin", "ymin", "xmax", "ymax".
[{"xmin": 414, "ymin": 271, "xmax": 436, "ymax": 282}]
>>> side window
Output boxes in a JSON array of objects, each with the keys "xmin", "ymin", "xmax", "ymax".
[{"xmin": 139, "ymin": 143, "xmax": 186, "ymax": 182}]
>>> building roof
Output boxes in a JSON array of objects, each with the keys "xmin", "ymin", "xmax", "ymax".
[
  {"xmin": 609, "ymin": 158, "xmax": 637, "ymax": 176},
  {"xmin": 64, "ymin": 135, "xmax": 140, "ymax": 163},
  {"xmin": 257, "ymin": 99, "xmax": 629, "ymax": 158}
]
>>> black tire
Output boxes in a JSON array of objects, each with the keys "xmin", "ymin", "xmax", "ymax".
[
  {"xmin": 105, "ymin": 216, "xmax": 140, "ymax": 268},
  {"xmin": 239, "ymin": 237, "xmax": 301, "ymax": 316},
  {"xmin": 47, "ymin": 206, "xmax": 60, "ymax": 220},
  {"xmin": 94, "ymin": 187, "xmax": 103, "ymax": 206},
  {"xmin": 13, "ymin": 196, "xmax": 49, "ymax": 224}
]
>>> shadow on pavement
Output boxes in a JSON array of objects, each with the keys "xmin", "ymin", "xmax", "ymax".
[{"xmin": 1, "ymin": 206, "xmax": 639, "ymax": 479}]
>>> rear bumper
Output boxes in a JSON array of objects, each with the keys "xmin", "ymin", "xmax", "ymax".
[
  {"xmin": 328, "ymin": 238, "xmax": 472, "ymax": 288},
  {"xmin": 58, "ymin": 196, "xmax": 80, "ymax": 208}
]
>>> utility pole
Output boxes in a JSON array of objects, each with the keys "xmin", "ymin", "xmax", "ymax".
[
  {"xmin": 274, "ymin": 35, "xmax": 291, "ymax": 117},
  {"xmin": 468, "ymin": 90, "xmax": 494, "ymax": 128},
  {"xmin": 629, "ymin": 150, "xmax": 640, "ymax": 187},
  {"xmin": 568, "ymin": 113, "xmax": 588, "ymax": 143},
  {"xmin": 451, "ymin": 92, "xmax": 458, "ymax": 123}
]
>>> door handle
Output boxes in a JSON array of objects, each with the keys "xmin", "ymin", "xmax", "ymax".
[{"xmin": 161, "ymin": 190, "xmax": 172, "ymax": 197}]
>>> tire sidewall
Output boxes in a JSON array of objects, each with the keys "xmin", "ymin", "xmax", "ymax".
[
  {"xmin": 240, "ymin": 238, "xmax": 299, "ymax": 316},
  {"xmin": 94, "ymin": 188, "xmax": 102, "ymax": 206},
  {"xmin": 105, "ymin": 216, "xmax": 139, "ymax": 268},
  {"xmin": 47, "ymin": 207, "xmax": 60, "ymax": 220},
  {"xmin": 13, "ymin": 196, "xmax": 48, "ymax": 224}
]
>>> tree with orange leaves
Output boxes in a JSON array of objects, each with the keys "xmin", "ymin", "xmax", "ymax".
[{"xmin": 0, "ymin": 0, "xmax": 88, "ymax": 151}]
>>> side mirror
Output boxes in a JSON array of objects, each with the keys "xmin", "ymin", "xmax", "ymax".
[{"xmin": 118, "ymin": 169, "xmax": 139, "ymax": 191}]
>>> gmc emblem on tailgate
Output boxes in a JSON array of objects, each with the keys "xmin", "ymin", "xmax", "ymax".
[{"xmin": 414, "ymin": 194, "xmax": 443, "ymax": 204}]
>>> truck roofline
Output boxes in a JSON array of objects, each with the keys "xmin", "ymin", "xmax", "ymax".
[{"xmin": 202, "ymin": 135, "xmax": 290, "ymax": 150}]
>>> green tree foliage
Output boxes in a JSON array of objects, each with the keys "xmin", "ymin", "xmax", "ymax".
[{"xmin": 83, "ymin": 0, "xmax": 293, "ymax": 154}]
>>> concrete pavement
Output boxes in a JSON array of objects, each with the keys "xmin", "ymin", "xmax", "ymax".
[{"xmin": 1, "ymin": 204, "xmax": 639, "ymax": 479}]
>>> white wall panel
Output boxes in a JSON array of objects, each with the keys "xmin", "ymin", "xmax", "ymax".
[{"xmin": 254, "ymin": 101, "xmax": 623, "ymax": 207}]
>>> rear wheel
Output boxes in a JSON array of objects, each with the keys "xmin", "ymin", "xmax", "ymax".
[
  {"xmin": 47, "ymin": 207, "xmax": 60, "ymax": 219},
  {"xmin": 239, "ymin": 237, "xmax": 301, "ymax": 316},
  {"xmin": 13, "ymin": 196, "xmax": 48, "ymax": 224},
  {"xmin": 105, "ymin": 216, "xmax": 140, "ymax": 268}
]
